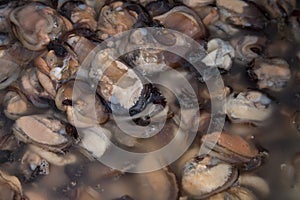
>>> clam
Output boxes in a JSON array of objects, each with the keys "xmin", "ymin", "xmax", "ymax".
[
  {"xmin": 208, "ymin": 18, "xmax": 240, "ymax": 38},
  {"xmin": 60, "ymin": 1, "xmax": 97, "ymax": 31},
  {"xmin": 55, "ymin": 80, "xmax": 108, "ymax": 128},
  {"xmin": 237, "ymin": 174, "xmax": 270, "ymax": 198},
  {"xmin": 182, "ymin": 0, "xmax": 215, "ymax": 8},
  {"xmin": 201, "ymin": 132, "xmax": 266, "ymax": 170},
  {"xmin": 207, "ymin": 187, "xmax": 258, "ymax": 200},
  {"xmin": 136, "ymin": 168, "xmax": 179, "ymax": 200},
  {"xmin": 0, "ymin": 1, "xmax": 16, "ymax": 32},
  {"xmin": 256, "ymin": 0, "xmax": 296, "ymax": 19},
  {"xmin": 123, "ymin": 27, "xmax": 188, "ymax": 72},
  {"xmin": 9, "ymin": 2, "xmax": 72, "ymax": 51},
  {"xmin": 153, "ymin": 6, "xmax": 207, "ymax": 40},
  {"xmin": 216, "ymin": 0, "xmax": 267, "ymax": 29},
  {"xmin": 28, "ymin": 145, "xmax": 77, "ymax": 166},
  {"xmin": 67, "ymin": 36, "xmax": 166, "ymax": 122},
  {"xmin": 0, "ymin": 58, "xmax": 21, "ymax": 90},
  {"xmin": 225, "ymin": 91, "xmax": 273, "ymax": 125},
  {"xmin": 90, "ymin": 48, "xmax": 165, "ymax": 113},
  {"xmin": 19, "ymin": 68, "xmax": 50, "ymax": 108},
  {"xmin": 181, "ymin": 155, "xmax": 238, "ymax": 198},
  {"xmin": 77, "ymin": 126, "xmax": 111, "ymax": 160},
  {"xmin": 35, "ymin": 49, "xmax": 79, "ymax": 82},
  {"xmin": 202, "ymin": 38, "xmax": 235, "ymax": 71},
  {"xmin": 97, "ymin": 1, "xmax": 139, "ymax": 38},
  {"xmin": 230, "ymin": 35, "xmax": 266, "ymax": 64},
  {"xmin": 3, "ymin": 91, "xmax": 41, "ymax": 120},
  {"xmin": 12, "ymin": 114, "xmax": 74, "ymax": 153},
  {"xmin": 20, "ymin": 148, "xmax": 50, "ymax": 182},
  {"xmin": 0, "ymin": 169, "xmax": 23, "ymax": 200},
  {"xmin": 66, "ymin": 34, "xmax": 96, "ymax": 64},
  {"xmin": 249, "ymin": 58, "xmax": 291, "ymax": 91},
  {"xmin": 36, "ymin": 70, "xmax": 57, "ymax": 98}
]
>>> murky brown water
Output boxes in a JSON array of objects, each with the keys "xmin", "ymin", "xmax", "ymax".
[{"xmin": 1, "ymin": 0, "xmax": 300, "ymax": 200}]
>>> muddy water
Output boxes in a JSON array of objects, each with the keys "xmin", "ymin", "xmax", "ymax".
[{"xmin": 1, "ymin": 1, "xmax": 300, "ymax": 200}]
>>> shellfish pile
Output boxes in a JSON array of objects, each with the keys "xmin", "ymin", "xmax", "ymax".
[{"xmin": 0, "ymin": 0, "xmax": 299, "ymax": 199}]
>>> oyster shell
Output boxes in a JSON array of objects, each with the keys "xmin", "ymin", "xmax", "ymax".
[
  {"xmin": 0, "ymin": 58, "xmax": 21, "ymax": 90},
  {"xmin": 231, "ymin": 35, "xmax": 266, "ymax": 64},
  {"xmin": 3, "ymin": 91, "xmax": 40, "ymax": 120},
  {"xmin": 97, "ymin": 1, "xmax": 138, "ymax": 38},
  {"xmin": 201, "ymin": 132, "xmax": 266, "ymax": 170},
  {"xmin": 182, "ymin": 156, "xmax": 238, "ymax": 198},
  {"xmin": 90, "ymin": 48, "xmax": 143, "ymax": 110},
  {"xmin": 255, "ymin": 0, "xmax": 296, "ymax": 19},
  {"xmin": 77, "ymin": 126, "xmax": 111, "ymax": 160},
  {"xmin": 153, "ymin": 6, "xmax": 207, "ymax": 40},
  {"xmin": 249, "ymin": 58, "xmax": 291, "ymax": 91},
  {"xmin": 20, "ymin": 148, "xmax": 49, "ymax": 182},
  {"xmin": 9, "ymin": 2, "xmax": 72, "ymax": 51},
  {"xmin": 60, "ymin": 1, "xmax": 97, "ymax": 30},
  {"xmin": 216, "ymin": 0, "xmax": 267, "ymax": 29},
  {"xmin": 19, "ymin": 68, "xmax": 51, "ymax": 108},
  {"xmin": 56, "ymin": 80, "xmax": 108, "ymax": 128},
  {"xmin": 0, "ymin": 169, "xmax": 23, "ymax": 200},
  {"xmin": 208, "ymin": 187, "xmax": 258, "ymax": 200},
  {"xmin": 225, "ymin": 91, "xmax": 273, "ymax": 125},
  {"xmin": 202, "ymin": 38, "xmax": 235, "ymax": 71},
  {"xmin": 237, "ymin": 174, "xmax": 270, "ymax": 198},
  {"xmin": 12, "ymin": 114, "xmax": 74, "ymax": 153},
  {"xmin": 182, "ymin": 0, "xmax": 215, "ymax": 8}
]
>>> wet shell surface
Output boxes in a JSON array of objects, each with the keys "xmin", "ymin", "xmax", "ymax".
[
  {"xmin": 12, "ymin": 114, "xmax": 73, "ymax": 153},
  {"xmin": 202, "ymin": 38, "xmax": 235, "ymax": 71},
  {"xmin": 181, "ymin": 156, "xmax": 238, "ymax": 198},
  {"xmin": 249, "ymin": 58, "xmax": 291, "ymax": 91},
  {"xmin": 225, "ymin": 91, "xmax": 273, "ymax": 125}
]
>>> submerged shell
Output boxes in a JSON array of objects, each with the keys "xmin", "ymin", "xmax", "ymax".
[
  {"xmin": 182, "ymin": 156, "xmax": 238, "ymax": 198},
  {"xmin": 77, "ymin": 126, "xmax": 111, "ymax": 160},
  {"xmin": 201, "ymin": 132, "xmax": 265, "ymax": 170},
  {"xmin": 12, "ymin": 114, "xmax": 73, "ymax": 153},
  {"xmin": 3, "ymin": 91, "xmax": 40, "ymax": 120},
  {"xmin": 231, "ymin": 35, "xmax": 266, "ymax": 64},
  {"xmin": 0, "ymin": 59, "xmax": 21, "ymax": 90},
  {"xmin": 154, "ymin": 6, "xmax": 206, "ymax": 40},
  {"xmin": 216, "ymin": 0, "xmax": 267, "ymax": 29},
  {"xmin": 0, "ymin": 169, "xmax": 23, "ymax": 200},
  {"xmin": 208, "ymin": 187, "xmax": 257, "ymax": 200},
  {"xmin": 57, "ymin": 80, "xmax": 108, "ymax": 128},
  {"xmin": 9, "ymin": 2, "xmax": 72, "ymax": 51},
  {"xmin": 97, "ymin": 1, "xmax": 138, "ymax": 38},
  {"xmin": 249, "ymin": 58, "xmax": 291, "ymax": 91},
  {"xmin": 182, "ymin": 0, "xmax": 215, "ymax": 8},
  {"xmin": 225, "ymin": 91, "xmax": 273, "ymax": 125},
  {"xmin": 202, "ymin": 38, "xmax": 235, "ymax": 71},
  {"xmin": 90, "ymin": 48, "xmax": 143, "ymax": 109},
  {"xmin": 60, "ymin": 1, "xmax": 97, "ymax": 30}
]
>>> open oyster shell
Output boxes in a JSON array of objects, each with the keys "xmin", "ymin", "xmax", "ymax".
[{"xmin": 182, "ymin": 155, "xmax": 238, "ymax": 198}]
